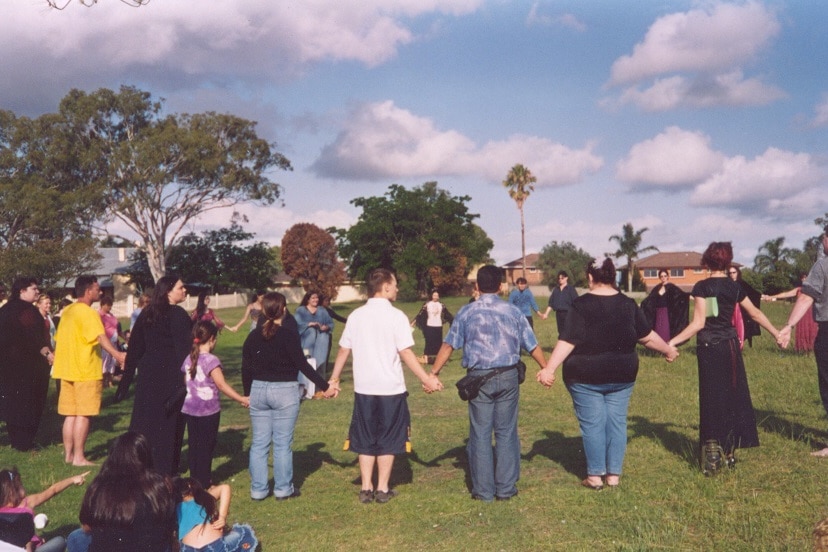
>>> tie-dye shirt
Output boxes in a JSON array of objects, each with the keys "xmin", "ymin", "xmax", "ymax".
[
  {"xmin": 444, "ymin": 294, "xmax": 538, "ymax": 370},
  {"xmin": 181, "ymin": 352, "xmax": 222, "ymax": 417}
]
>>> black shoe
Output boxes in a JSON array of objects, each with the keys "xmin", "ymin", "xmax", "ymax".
[
  {"xmin": 358, "ymin": 490, "xmax": 374, "ymax": 504},
  {"xmin": 374, "ymin": 489, "xmax": 397, "ymax": 504},
  {"xmin": 496, "ymin": 490, "xmax": 518, "ymax": 501},
  {"xmin": 275, "ymin": 490, "xmax": 301, "ymax": 501},
  {"xmin": 471, "ymin": 494, "xmax": 492, "ymax": 502}
]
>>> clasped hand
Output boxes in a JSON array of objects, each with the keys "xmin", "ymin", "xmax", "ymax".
[
  {"xmin": 536, "ymin": 368, "xmax": 555, "ymax": 388},
  {"xmin": 421, "ymin": 374, "xmax": 443, "ymax": 394}
]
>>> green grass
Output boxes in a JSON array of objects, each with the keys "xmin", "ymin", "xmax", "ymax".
[{"xmin": 3, "ymin": 298, "xmax": 824, "ymax": 550}]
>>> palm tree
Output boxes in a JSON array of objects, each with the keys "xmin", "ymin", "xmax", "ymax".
[
  {"xmin": 608, "ymin": 223, "xmax": 658, "ymax": 292},
  {"xmin": 503, "ymin": 164, "xmax": 537, "ymax": 280},
  {"xmin": 753, "ymin": 236, "xmax": 794, "ymax": 274}
]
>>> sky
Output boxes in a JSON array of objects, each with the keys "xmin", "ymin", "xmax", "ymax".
[{"xmin": 2, "ymin": 0, "xmax": 827, "ymax": 268}]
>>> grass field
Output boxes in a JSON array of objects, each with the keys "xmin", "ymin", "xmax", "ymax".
[{"xmin": 2, "ymin": 297, "xmax": 826, "ymax": 551}]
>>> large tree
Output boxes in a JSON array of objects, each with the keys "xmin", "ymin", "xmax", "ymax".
[
  {"xmin": 55, "ymin": 86, "xmax": 292, "ymax": 281},
  {"xmin": 335, "ymin": 182, "xmax": 493, "ymax": 300},
  {"xmin": 608, "ymin": 223, "xmax": 658, "ymax": 292},
  {"xmin": 281, "ymin": 223, "xmax": 347, "ymax": 301},
  {"xmin": 503, "ymin": 164, "xmax": 536, "ymax": 280},
  {"xmin": 123, "ymin": 218, "xmax": 278, "ymax": 293},
  {"xmin": 752, "ymin": 236, "xmax": 798, "ymax": 294},
  {"xmin": 536, "ymin": 240, "xmax": 594, "ymax": 288},
  {"xmin": 0, "ymin": 109, "xmax": 103, "ymax": 287}
]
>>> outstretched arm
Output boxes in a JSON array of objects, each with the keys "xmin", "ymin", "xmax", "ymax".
[{"xmin": 26, "ymin": 471, "xmax": 89, "ymax": 508}]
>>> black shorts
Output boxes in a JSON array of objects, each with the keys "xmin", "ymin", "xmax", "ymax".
[{"xmin": 348, "ymin": 392, "xmax": 410, "ymax": 455}]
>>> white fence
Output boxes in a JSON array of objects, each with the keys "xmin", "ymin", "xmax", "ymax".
[{"xmin": 111, "ymin": 284, "xmax": 367, "ymax": 319}]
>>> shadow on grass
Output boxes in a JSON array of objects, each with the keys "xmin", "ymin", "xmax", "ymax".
[
  {"xmin": 627, "ymin": 415, "xmax": 697, "ymax": 469},
  {"xmin": 293, "ymin": 442, "xmax": 355, "ymax": 489},
  {"xmin": 523, "ymin": 430, "xmax": 585, "ymax": 478},
  {"xmin": 754, "ymin": 408, "xmax": 828, "ymax": 450},
  {"xmin": 422, "ymin": 444, "xmax": 472, "ymax": 491}
]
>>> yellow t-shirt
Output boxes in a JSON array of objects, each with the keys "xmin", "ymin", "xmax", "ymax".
[{"xmin": 52, "ymin": 302, "xmax": 105, "ymax": 382}]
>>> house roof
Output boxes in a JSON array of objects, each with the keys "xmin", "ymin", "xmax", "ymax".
[
  {"xmin": 502, "ymin": 253, "xmax": 540, "ymax": 269},
  {"xmin": 636, "ymin": 251, "xmax": 702, "ymax": 269},
  {"xmin": 96, "ymin": 247, "xmax": 139, "ymax": 275}
]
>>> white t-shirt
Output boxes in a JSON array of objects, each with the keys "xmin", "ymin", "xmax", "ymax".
[{"xmin": 338, "ymin": 298, "xmax": 414, "ymax": 395}]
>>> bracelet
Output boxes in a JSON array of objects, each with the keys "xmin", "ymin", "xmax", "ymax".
[{"xmin": 329, "ymin": 378, "xmax": 340, "ymax": 384}]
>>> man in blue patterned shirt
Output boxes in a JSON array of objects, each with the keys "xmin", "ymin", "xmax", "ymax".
[{"xmin": 431, "ymin": 265, "xmax": 546, "ymax": 502}]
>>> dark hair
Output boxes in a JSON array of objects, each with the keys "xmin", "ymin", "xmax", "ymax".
[
  {"xmin": 658, "ymin": 269, "xmax": 668, "ymax": 278},
  {"xmin": 74, "ymin": 275, "xmax": 98, "ymax": 299},
  {"xmin": 11, "ymin": 277, "xmax": 38, "ymax": 298},
  {"xmin": 300, "ymin": 291, "xmax": 320, "ymax": 307},
  {"xmin": 366, "ymin": 268, "xmax": 395, "ymax": 297},
  {"xmin": 0, "ymin": 467, "xmax": 24, "ymax": 507},
  {"xmin": 173, "ymin": 477, "xmax": 218, "ymax": 526},
  {"xmin": 250, "ymin": 290, "xmax": 265, "ymax": 304},
  {"xmin": 260, "ymin": 292, "xmax": 287, "ymax": 339},
  {"xmin": 100, "ymin": 295, "xmax": 114, "ymax": 308},
  {"xmin": 557, "ymin": 271, "xmax": 568, "ymax": 279},
  {"xmin": 586, "ymin": 258, "xmax": 616, "ymax": 286},
  {"xmin": 143, "ymin": 275, "xmax": 181, "ymax": 325},
  {"xmin": 701, "ymin": 242, "xmax": 733, "ymax": 272},
  {"xmin": 729, "ymin": 265, "xmax": 742, "ymax": 280},
  {"xmin": 195, "ymin": 291, "xmax": 209, "ymax": 320},
  {"xmin": 476, "ymin": 265, "xmax": 503, "ymax": 294},
  {"xmin": 515, "ymin": 277, "xmax": 528, "ymax": 285},
  {"xmin": 80, "ymin": 431, "xmax": 176, "ymax": 529},
  {"xmin": 188, "ymin": 321, "xmax": 219, "ymax": 380}
]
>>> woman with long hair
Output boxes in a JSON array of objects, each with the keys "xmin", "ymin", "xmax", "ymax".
[
  {"xmin": 191, "ymin": 292, "xmax": 229, "ymax": 331},
  {"xmin": 116, "ymin": 276, "xmax": 193, "ymax": 477},
  {"xmin": 242, "ymin": 292, "xmax": 332, "ymax": 500},
  {"xmin": 537, "ymin": 259, "xmax": 677, "ymax": 489},
  {"xmin": 173, "ymin": 477, "xmax": 257, "ymax": 552},
  {"xmin": 294, "ymin": 291, "xmax": 335, "ymax": 397},
  {"xmin": 67, "ymin": 431, "xmax": 177, "ymax": 552},
  {"xmin": 669, "ymin": 242, "xmax": 782, "ymax": 470},
  {"xmin": 229, "ymin": 291, "xmax": 265, "ymax": 333},
  {"xmin": 411, "ymin": 290, "xmax": 453, "ymax": 364},
  {"xmin": 640, "ymin": 269, "xmax": 689, "ymax": 342}
]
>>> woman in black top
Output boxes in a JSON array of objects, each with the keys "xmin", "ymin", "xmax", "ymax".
[
  {"xmin": 242, "ymin": 292, "xmax": 331, "ymax": 500},
  {"xmin": 68, "ymin": 431, "xmax": 177, "ymax": 552},
  {"xmin": 537, "ymin": 258, "xmax": 677, "ymax": 490},
  {"xmin": 640, "ymin": 269, "xmax": 689, "ymax": 342},
  {"xmin": 669, "ymin": 243, "xmax": 781, "ymax": 468}
]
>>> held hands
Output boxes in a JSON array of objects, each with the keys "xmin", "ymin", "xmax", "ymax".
[
  {"xmin": 239, "ymin": 397, "xmax": 250, "ymax": 408},
  {"xmin": 323, "ymin": 381, "xmax": 341, "ymax": 398},
  {"xmin": 421, "ymin": 373, "xmax": 443, "ymax": 394},
  {"xmin": 665, "ymin": 345, "xmax": 679, "ymax": 363},
  {"xmin": 777, "ymin": 325, "xmax": 792, "ymax": 349},
  {"xmin": 536, "ymin": 368, "xmax": 556, "ymax": 388}
]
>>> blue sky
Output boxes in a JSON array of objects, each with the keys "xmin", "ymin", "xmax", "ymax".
[{"xmin": 2, "ymin": 0, "xmax": 827, "ymax": 268}]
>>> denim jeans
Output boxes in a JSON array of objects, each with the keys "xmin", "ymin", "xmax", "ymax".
[
  {"xmin": 566, "ymin": 382, "xmax": 635, "ymax": 476},
  {"xmin": 67, "ymin": 528, "xmax": 91, "ymax": 552},
  {"xmin": 249, "ymin": 380, "xmax": 301, "ymax": 499},
  {"xmin": 467, "ymin": 367, "xmax": 520, "ymax": 501},
  {"xmin": 179, "ymin": 523, "xmax": 258, "ymax": 552}
]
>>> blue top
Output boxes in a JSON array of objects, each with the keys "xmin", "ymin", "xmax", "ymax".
[
  {"xmin": 176, "ymin": 499, "xmax": 208, "ymax": 540},
  {"xmin": 508, "ymin": 288, "xmax": 539, "ymax": 316},
  {"xmin": 444, "ymin": 293, "xmax": 538, "ymax": 370}
]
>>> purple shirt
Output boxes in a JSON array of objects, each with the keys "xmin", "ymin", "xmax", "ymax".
[{"xmin": 181, "ymin": 352, "xmax": 222, "ymax": 416}]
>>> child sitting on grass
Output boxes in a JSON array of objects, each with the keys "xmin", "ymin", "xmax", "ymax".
[
  {"xmin": 174, "ymin": 477, "xmax": 257, "ymax": 552},
  {"xmin": 0, "ymin": 467, "xmax": 88, "ymax": 551}
]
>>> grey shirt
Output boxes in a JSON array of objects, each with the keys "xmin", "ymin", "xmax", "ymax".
[{"xmin": 802, "ymin": 256, "xmax": 828, "ymax": 322}]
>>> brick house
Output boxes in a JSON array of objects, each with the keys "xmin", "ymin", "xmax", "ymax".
[
  {"xmin": 636, "ymin": 251, "xmax": 708, "ymax": 292},
  {"xmin": 502, "ymin": 253, "xmax": 544, "ymax": 285}
]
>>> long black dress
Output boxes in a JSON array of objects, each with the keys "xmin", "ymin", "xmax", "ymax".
[
  {"xmin": 0, "ymin": 297, "xmax": 51, "ymax": 451},
  {"xmin": 117, "ymin": 305, "xmax": 192, "ymax": 475},
  {"xmin": 691, "ymin": 277, "xmax": 759, "ymax": 454}
]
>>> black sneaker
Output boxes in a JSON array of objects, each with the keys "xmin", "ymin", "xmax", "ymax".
[
  {"xmin": 275, "ymin": 490, "xmax": 301, "ymax": 501},
  {"xmin": 358, "ymin": 490, "xmax": 374, "ymax": 504},
  {"xmin": 374, "ymin": 489, "xmax": 397, "ymax": 504}
]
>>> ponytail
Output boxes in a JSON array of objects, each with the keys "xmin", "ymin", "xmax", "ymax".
[
  {"xmin": 260, "ymin": 292, "xmax": 287, "ymax": 340},
  {"xmin": 188, "ymin": 321, "xmax": 218, "ymax": 379}
]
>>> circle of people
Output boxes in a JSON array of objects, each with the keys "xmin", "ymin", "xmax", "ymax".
[{"xmin": 2, "ymin": 235, "xmax": 826, "ymax": 550}]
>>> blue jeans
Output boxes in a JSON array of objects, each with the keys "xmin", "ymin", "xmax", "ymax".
[
  {"xmin": 179, "ymin": 523, "xmax": 258, "ymax": 552},
  {"xmin": 249, "ymin": 381, "xmax": 301, "ymax": 499},
  {"xmin": 467, "ymin": 367, "xmax": 520, "ymax": 501},
  {"xmin": 67, "ymin": 528, "xmax": 91, "ymax": 552},
  {"xmin": 566, "ymin": 382, "xmax": 635, "ymax": 476}
]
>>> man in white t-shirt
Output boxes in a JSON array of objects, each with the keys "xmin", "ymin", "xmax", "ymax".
[{"xmin": 327, "ymin": 268, "xmax": 443, "ymax": 504}]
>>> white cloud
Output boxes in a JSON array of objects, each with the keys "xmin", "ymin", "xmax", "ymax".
[
  {"xmin": 613, "ymin": 71, "xmax": 785, "ymax": 112},
  {"xmin": 609, "ymin": 1, "xmax": 779, "ymax": 85},
  {"xmin": 812, "ymin": 94, "xmax": 828, "ymax": 127},
  {"xmin": 526, "ymin": 3, "xmax": 586, "ymax": 32},
  {"xmin": 0, "ymin": 0, "xmax": 482, "ymax": 113},
  {"xmin": 312, "ymin": 101, "xmax": 603, "ymax": 185},
  {"xmin": 690, "ymin": 147, "xmax": 824, "ymax": 213},
  {"xmin": 605, "ymin": 1, "xmax": 782, "ymax": 111},
  {"xmin": 616, "ymin": 126, "xmax": 725, "ymax": 185}
]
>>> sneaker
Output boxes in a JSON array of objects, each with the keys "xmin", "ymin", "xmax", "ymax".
[
  {"xmin": 374, "ymin": 489, "xmax": 397, "ymax": 504},
  {"xmin": 358, "ymin": 490, "xmax": 374, "ymax": 504}
]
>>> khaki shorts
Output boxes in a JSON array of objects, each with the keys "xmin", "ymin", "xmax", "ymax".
[{"xmin": 58, "ymin": 380, "xmax": 103, "ymax": 416}]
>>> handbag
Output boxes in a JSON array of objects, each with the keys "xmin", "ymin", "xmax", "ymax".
[{"xmin": 456, "ymin": 361, "xmax": 527, "ymax": 401}]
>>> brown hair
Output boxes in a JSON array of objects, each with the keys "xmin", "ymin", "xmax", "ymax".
[
  {"xmin": 366, "ymin": 268, "xmax": 395, "ymax": 297},
  {"xmin": 586, "ymin": 258, "xmax": 617, "ymax": 286},
  {"xmin": 0, "ymin": 467, "xmax": 24, "ymax": 507},
  {"xmin": 701, "ymin": 242, "xmax": 733, "ymax": 272},
  {"xmin": 260, "ymin": 292, "xmax": 287, "ymax": 339},
  {"xmin": 188, "ymin": 321, "xmax": 219, "ymax": 380}
]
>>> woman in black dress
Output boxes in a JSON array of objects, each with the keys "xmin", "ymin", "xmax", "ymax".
[
  {"xmin": 116, "ymin": 276, "xmax": 192, "ymax": 476},
  {"xmin": 669, "ymin": 242, "xmax": 781, "ymax": 468},
  {"xmin": 641, "ymin": 269, "xmax": 689, "ymax": 342}
]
